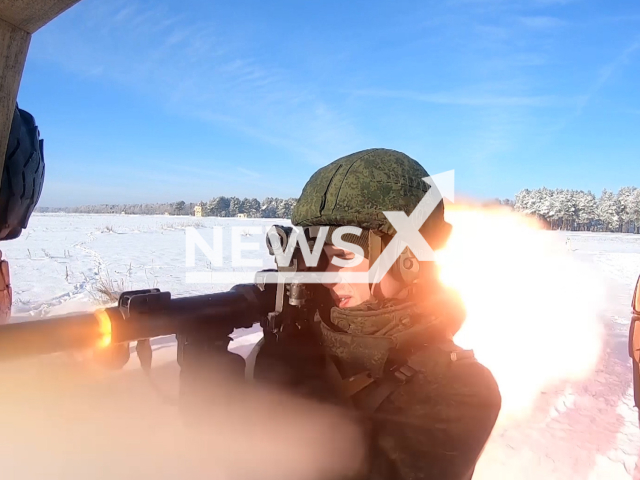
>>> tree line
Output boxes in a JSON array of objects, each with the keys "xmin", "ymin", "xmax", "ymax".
[
  {"xmin": 511, "ymin": 187, "xmax": 640, "ymax": 233},
  {"xmin": 34, "ymin": 186, "xmax": 640, "ymax": 233},
  {"xmin": 201, "ymin": 197, "xmax": 298, "ymax": 218},
  {"xmin": 35, "ymin": 197, "xmax": 299, "ymax": 218}
]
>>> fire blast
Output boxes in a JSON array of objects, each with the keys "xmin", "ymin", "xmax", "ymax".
[{"xmin": 436, "ymin": 205, "xmax": 605, "ymax": 421}]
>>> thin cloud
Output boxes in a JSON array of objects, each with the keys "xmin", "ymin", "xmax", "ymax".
[
  {"xmin": 31, "ymin": 0, "xmax": 362, "ymax": 167},
  {"xmin": 237, "ymin": 167, "xmax": 261, "ymax": 179},
  {"xmin": 540, "ymin": 37, "xmax": 640, "ymax": 139},
  {"xmin": 577, "ymin": 38, "xmax": 640, "ymax": 113},
  {"xmin": 532, "ymin": 0, "xmax": 577, "ymax": 5},
  {"xmin": 519, "ymin": 16, "xmax": 567, "ymax": 28},
  {"xmin": 448, "ymin": 0, "xmax": 579, "ymax": 9},
  {"xmin": 353, "ymin": 89, "xmax": 559, "ymax": 107},
  {"xmin": 509, "ymin": 53, "xmax": 548, "ymax": 66},
  {"xmin": 149, "ymin": 162, "xmax": 296, "ymax": 197},
  {"xmin": 598, "ymin": 15, "xmax": 640, "ymax": 23},
  {"xmin": 475, "ymin": 24, "xmax": 511, "ymax": 41}
]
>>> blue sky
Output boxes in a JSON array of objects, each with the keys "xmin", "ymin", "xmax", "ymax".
[{"xmin": 17, "ymin": 0, "xmax": 640, "ymax": 207}]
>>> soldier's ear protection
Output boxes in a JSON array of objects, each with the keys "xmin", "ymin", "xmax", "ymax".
[
  {"xmin": 368, "ymin": 231, "xmax": 421, "ymax": 285},
  {"xmin": 394, "ymin": 247, "xmax": 421, "ymax": 284},
  {"xmin": 368, "ymin": 219, "xmax": 453, "ymax": 286}
]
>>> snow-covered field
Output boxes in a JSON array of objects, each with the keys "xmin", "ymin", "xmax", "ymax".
[
  {"xmin": 474, "ymin": 231, "xmax": 640, "ymax": 480},
  {"xmin": 5, "ymin": 213, "xmax": 282, "ymax": 317},
  {"xmin": 2, "ymin": 213, "xmax": 640, "ymax": 479}
]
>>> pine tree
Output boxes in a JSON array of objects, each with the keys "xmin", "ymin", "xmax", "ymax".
[
  {"xmin": 260, "ymin": 197, "xmax": 278, "ymax": 218},
  {"xmin": 631, "ymin": 189, "xmax": 640, "ymax": 233},
  {"xmin": 597, "ymin": 189, "xmax": 618, "ymax": 232},
  {"xmin": 577, "ymin": 191, "xmax": 597, "ymax": 231},
  {"xmin": 228, "ymin": 197, "xmax": 241, "ymax": 217},
  {"xmin": 207, "ymin": 197, "xmax": 230, "ymax": 217},
  {"xmin": 617, "ymin": 187, "xmax": 638, "ymax": 233},
  {"xmin": 174, "ymin": 200, "xmax": 186, "ymax": 215}
]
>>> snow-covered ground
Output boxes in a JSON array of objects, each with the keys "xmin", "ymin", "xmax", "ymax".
[
  {"xmin": 2, "ymin": 214, "xmax": 640, "ymax": 479},
  {"xmin": 474, "ymin": 231, "xmax": 640, "ymax": 480},
  {"xmin": 5, "ymin": 213, "xmax": 282, "ymax": 316}
]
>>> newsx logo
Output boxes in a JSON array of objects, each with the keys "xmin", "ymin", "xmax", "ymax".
[{"xmin": 185, "ymin": 171, "xmax": 454, "ymax": 284}]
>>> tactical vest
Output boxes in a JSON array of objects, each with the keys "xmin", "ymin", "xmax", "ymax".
[{"xmin": 316, "ymin": 296, "xmax": 475, "ymax": 414}]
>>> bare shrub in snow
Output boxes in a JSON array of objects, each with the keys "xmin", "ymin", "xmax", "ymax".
[{"xmin": 91, "ymin": 269, "xmax": 129, "ymax": 305}]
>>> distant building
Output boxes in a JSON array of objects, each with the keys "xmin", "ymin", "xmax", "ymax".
[
  {"xmin": 237, "ymin": 213, "xmax": 247, "ymax": 219},
  {"xmin": 194, "ymin": 205, "xmax": 203, "ymax": 217}
]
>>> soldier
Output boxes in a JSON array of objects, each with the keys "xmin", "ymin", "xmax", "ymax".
[
  {"xmin": 0, "ymin": 104, "xmax": 45, "ymax": 323},
  {"xmin": 258, "ymin": 148, "xmax": 502, "ymax": 479}
]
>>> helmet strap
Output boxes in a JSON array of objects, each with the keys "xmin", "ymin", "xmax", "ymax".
[{"xmin": 367, "ymin": 230, "xmax": 385, "ymax": 300}]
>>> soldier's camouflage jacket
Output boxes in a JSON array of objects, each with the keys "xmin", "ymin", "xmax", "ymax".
[{"xmin": 254, "ymin": 285, "xmax": 502, "ymax": 480}]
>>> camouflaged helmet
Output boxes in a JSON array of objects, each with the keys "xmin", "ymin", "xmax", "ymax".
[{"xmin": 291, "ymin": 148, "xmax": 452, "ymax": 254}]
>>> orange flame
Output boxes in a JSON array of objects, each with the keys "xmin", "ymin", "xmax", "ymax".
[
  {"xmin": 436, "ymin": 205, "xmax": 605, "ymax": 421},
  {"xmin": 95, "ymin": 309, "xmax": 112, "ymax": 348}
]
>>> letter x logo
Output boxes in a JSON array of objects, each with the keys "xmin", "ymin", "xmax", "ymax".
[{"xmin": 369, "ymin": 170, "xmax": 455, "ymax": 283}]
